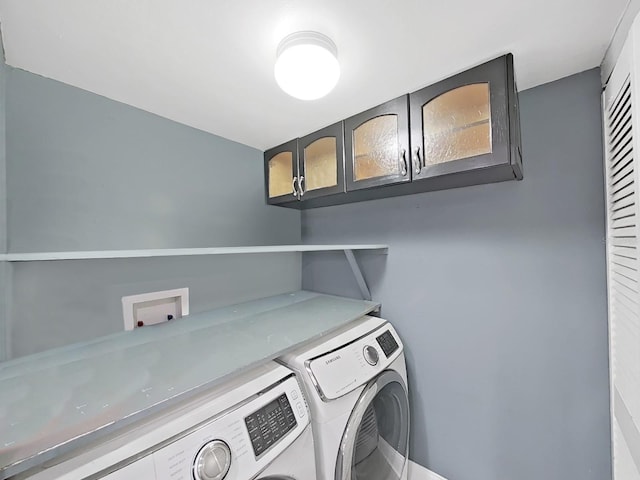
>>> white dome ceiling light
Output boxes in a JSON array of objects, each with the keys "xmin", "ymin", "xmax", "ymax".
[{"xmin": 274, "ymin": 31, "xmax": 340, "ymax": 101}]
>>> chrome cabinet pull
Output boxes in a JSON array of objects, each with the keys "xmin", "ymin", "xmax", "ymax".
[
  {"xmin": 400, "ymin": 149, "xmax": 408, "ymax": 176},
  {"xmin": 414, "ymin": 147, "xmax": 422, "ymax": 175},
  {"xmin": 292, "ymin": 176, "xmax": 298, "ymax": 197},
  {"xmin": 298, "ymin": 176, "xmax": 305, "ymax": 197}
]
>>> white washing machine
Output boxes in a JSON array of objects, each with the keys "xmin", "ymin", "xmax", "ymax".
[
  {"xmin": 15, "ymin": 363, "xmax": 315, "ymax": 480},
  {"xmin": 277, "ymin": 316, "xmax": 409, "ymax": 480}
]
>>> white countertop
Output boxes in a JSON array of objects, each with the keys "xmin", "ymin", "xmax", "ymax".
[{"xmin": 0, "ymin": 291, "xmax": 380, "ymax": 479}]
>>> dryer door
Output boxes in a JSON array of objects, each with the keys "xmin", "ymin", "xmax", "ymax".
[{"xmin": 335, "ymin": 370, "xmax": 409, "ymax": 480}]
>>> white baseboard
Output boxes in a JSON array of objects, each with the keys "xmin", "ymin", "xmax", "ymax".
[{"xmin": 408, "ymin": 460, "xmax": 448, "ymax": 480}]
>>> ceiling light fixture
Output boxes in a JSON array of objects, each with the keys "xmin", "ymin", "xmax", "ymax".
[{"xmin": 274, "ymin": 31, "xmax": 340, "ymax": 101}]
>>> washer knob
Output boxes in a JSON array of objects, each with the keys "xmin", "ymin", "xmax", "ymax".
[
  {"xmin": 194, "ymin": 440, "xmax": 231, "ymax": 480},
  {"xmin": 363, "ymin": 345, "xmax": 379, "ymax": 366}
]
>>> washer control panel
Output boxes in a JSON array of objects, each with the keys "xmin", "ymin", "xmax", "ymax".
[
  {"xmin": 244, "ymin": 393, "xmax": 297, "ymax": 457},
  {"xmin": 119, "ymin": 375, "xmax": 309, "ymax": 480},
  {"xmin": 193, "ymin": 440, "xmax": 231, "ymax": 480},
  {"xmin": 308, "ymin": 323, "xmax": 403, "ymax": 400}
]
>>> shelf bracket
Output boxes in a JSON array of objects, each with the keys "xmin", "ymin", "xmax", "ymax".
[{"xmin": 343, "ymin": 249, "xmax": 371, "ymax": 301}]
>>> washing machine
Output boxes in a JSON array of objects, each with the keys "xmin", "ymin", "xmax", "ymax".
[
  {"xmin": 277, "ymin": 315, "xmax": 409, "ymax": 480},
  {"xmin": 14, "ymin": 362, "xmax": 315, "ymax": 480}
]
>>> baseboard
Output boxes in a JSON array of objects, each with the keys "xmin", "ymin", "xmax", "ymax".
[{"xmin": 408, "ymin": 460, "xmax": 448, "ymax": 480}]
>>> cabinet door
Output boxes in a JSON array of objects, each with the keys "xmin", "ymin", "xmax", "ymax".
[
  {"xmin": 410, "ymin": 55, "xmax": 514, "ymax": 181},
  {"xmin": 264, "ymin": 139, "xmax": 299, "ymax": 205},
  {"xmin": 298, "ymin": 122, "xmax": 345, "ymax": 200},
  {"xmin": 344, "ymin": 95, "xmax": 411, "ymax": 191}
]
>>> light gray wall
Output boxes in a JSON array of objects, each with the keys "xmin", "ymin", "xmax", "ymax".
[
  {"xmin": 4, "ymin": 67, "xmax": 301, "ymax": 358},
  {"xmin": 0, "ymin": 261, "xmax": 12, "ymax": 362},
  {"xmin": 0, "ymin": 38, "xmax": 6, "ymax": 255},
  {"xmin": 301, "ymin": 69, "xmax": 610, "ymax": 480},
  {"xmin": 6, "ymin": 69, "xmax": 299, "ymax": 252},
  {"xmin": 0, "ymin": 41, "xmax": 7, "ymax": 361},
  {"xmin": 10, "ymin": 253, "xmax": 301, "ymax": 358}
]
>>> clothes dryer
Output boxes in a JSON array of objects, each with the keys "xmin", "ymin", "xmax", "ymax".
[
  {"xmin": 278, "ymin": 316, "xmax": 409, "ymax": 480},
  {"xmin": 15, "ymin": 363, "xmax": 315, "ymax": 480}
]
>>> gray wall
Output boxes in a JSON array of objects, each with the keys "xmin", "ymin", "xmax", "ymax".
[
  {"xmin": 302, "ymin": 69, "xmax": 611, "ymax": 480},
  {"xmin": 6, "ymin": 69, "xmax": 299, "ymax": 252},
  {"xmin": 0, "ymin": 43, "xmax": 7, "ymax": 361},
  {"xmin": 10, "ymin": 253, "xmax": 300, "ymax": 357},
  {"xmin": 4, "ymin": 67, "xmax": 301, "ymax": 358},
  {"xmin": 0, "ymin": 39, "xmax": 6, "ymax": 255}
]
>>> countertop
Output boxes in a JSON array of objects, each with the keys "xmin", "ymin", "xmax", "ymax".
[{"xmin": 0, "ymin": 290, "xmax": 380, "ymax": 479}]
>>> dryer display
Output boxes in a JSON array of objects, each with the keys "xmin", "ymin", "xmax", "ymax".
[{"xmin": 376, "ymin": 330, "xmax": 399, "ymax": 358}]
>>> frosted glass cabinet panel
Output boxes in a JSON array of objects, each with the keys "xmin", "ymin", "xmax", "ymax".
[
  {"xmin": 264, "ymin": 139, "xmax": 299, "ymax": 205},
  {"xmin": 344, "ymin": 95, "xmax": 411, "ymax": 191},
  {"xmin": 353, "ymin": 115, "xmax": 400, "ymax": 180},
  {"xmin": 410, "ymin": 54, "xmax": 522, "ymax": 181},
  {"xmin": 298, "ymin": 122, "xmax": 345, "ymax": 200},
  {"xmin": 269, "ymin": 152, "xmax": 294, "ymax": 196},
  {"xmin": 305, "ymin": 138, "xmax": 337, "ymax": 189},
  {"xmin": 422, "ymin": 83, "xmax": 492, "ymax": 165}
]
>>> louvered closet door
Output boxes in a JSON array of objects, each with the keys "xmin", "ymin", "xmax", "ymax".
[{"xmin": 604, "ymin": 32, "xmax": 640, "ymax": 480}]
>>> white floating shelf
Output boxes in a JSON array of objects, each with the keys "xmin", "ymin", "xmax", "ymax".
[{"xmin": 0, "ymin": 244, "xmax": 388, "ymax": 262}]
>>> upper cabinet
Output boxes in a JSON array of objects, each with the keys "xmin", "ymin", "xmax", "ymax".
[
  {"xmin": 344, "ymin": 96, "xmax": 411, "ymax": 191},
  {"xmin": 265, "ymin": 54, "xmax": 522, "ymax": 209},
  {"xmin": 409, "ymin": 54, "xmax": 522, "ymax": 182},
  {"xmin": 265, "ymin": 123, "xmax": 345, "ymax": 205}
]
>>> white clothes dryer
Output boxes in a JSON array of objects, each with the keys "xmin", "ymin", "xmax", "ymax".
[
  {"xmin": 278, "ymin": 316, "xmax": 409, "ymax": 480},
  {"xmin": 16, "ymin": 363, "xmax": 315, "ymax": 480}
]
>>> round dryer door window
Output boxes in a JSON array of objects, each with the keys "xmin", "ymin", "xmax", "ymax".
[{"xmin": 336, "ymin": 370, "xmax": 409, "ymax": 480}]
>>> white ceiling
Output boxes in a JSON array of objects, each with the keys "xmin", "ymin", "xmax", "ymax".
[{"xmin": 0, "ymin": 0, "xmax": 627, "ymax": 150}]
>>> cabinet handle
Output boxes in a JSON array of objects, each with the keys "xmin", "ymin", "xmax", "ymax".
[
  {"xmin": 298, "ymin": 176, "xmax": 305, "ymax": 197},
  {"xmin": 414, "ymin": 147, "xmax": 422, "ymax": 175},
  {"xmin": 400, "ymin": 149, "xmax": 408, "ymax": 176},
  {"xmin": 292, "ymin": 177, "xmax": 298, "ymax": 197}
]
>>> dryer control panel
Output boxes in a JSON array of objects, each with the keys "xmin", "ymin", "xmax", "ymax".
[
  {"xmin": 376, "ymin": 329, "xmax": 399, "ymax": 357},
  {"xmin": 307, "ymin": 323, "xmax": 403, "ymax": 400}
]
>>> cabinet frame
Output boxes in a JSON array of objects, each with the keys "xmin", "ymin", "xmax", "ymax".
[
  {"xmin": 298, "ymin": 122, "xmax": 346, "ymax": 201},
  {"xmin": 410, "ymin": 54, "xmax": 522, "ymax": 182},
  {"xmin": 264, "ymin": 139, "xmax": 299, "ymax": 205},
  {"xmin": 344, "ymin": 95, "xmax": 412, "ymax": 191}
]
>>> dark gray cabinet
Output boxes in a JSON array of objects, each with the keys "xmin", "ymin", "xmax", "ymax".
[
  {"xmin": 265, "ymin": 54, "xmax": 522, "ymax": 209},
  {"xmin": 344, "ymin": 95, "xmax": 411, "ymax": 191},
  {"xmin": 264, "ymin": 124, "xmax": 345, "ymax": 205},
  {"xmin": 409, "ymin": 54, "xmax": 522, "ymax": 183}
]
